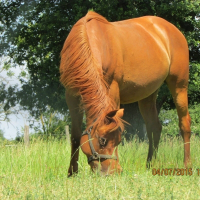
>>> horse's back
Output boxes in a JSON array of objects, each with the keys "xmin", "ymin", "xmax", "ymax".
[{"xmin": 112, "ymin": 15, "xmax": 188, "ymax": 67}]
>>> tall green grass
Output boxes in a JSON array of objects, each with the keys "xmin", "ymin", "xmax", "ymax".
[
  {"xmin": 1, "ymin": 106, "xmax": 200, "ymax": 199},
  {"xmin": 1, "ymin": 134, "xmax": 200, "ymax": 199}
]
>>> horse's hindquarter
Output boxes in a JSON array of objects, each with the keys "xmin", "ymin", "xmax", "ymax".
[{"xmin": 112, "ymin": 17, "xmax": 174, "ymax": 103}]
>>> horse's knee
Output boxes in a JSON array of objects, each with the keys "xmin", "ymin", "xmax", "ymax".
[
  {"xmin": 70, "ymin": 135, "xmax": 81, "ymax": 149},
  {"xmin": 70, "ymin": 125, "xmax": 82, "ymax": 143}
]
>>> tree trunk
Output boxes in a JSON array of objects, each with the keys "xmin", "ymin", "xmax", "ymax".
[{"xmin": 120, "ymin": 102, "xmax": 146, "ymax": 141}]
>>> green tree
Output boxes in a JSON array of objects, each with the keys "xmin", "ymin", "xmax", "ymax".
[
  {"xmin": 0, "ymin": 0, "xmax": 199, "ymax": 138},
  {"xmin": 0, "ymin": 57, "xmax": 19, "ymax": 122}
]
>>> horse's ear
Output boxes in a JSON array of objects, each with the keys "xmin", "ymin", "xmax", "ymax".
[
  {"xmin": 99, "ymin": 109, "xmax": 124, "ymax": 134},
  {"xmin": 106, "ymin": 109, "xmax": 124, "ymax": 119},
  {"xmin": 116, "ymin": 109, "xmax": 124, "ymax": 118},
  {"xmin": 104, "ymin": 109, "xmax": 124, "ymax": 125}
]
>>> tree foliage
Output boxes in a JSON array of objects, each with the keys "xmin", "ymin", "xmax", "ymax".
[
  {"xmin": 0, "ymin": 57, "xmax": 19, "ymax": 122},
  {"xmin": 0, "ymin": 0, "xmax": 200, "ymax": 118}
]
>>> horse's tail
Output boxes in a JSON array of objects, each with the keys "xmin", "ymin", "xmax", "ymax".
[{"xmin": 60, "ymin": 11, "xmax": 112, "ymax": 120}]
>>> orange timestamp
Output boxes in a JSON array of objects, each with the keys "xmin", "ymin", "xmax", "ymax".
[{"xmin": 152, "ymin": 168, "xmax": 194, "ymax": 176}]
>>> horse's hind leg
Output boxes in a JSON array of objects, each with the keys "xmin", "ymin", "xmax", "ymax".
[
  {"xmin": 65, "ymin": 91, "xmax": 83, "ymax": 176},
  {"xmin": 138, "ymin": 90, "xmax": 162, "ymax": 167},
  {"xmin": 166, "ymin": 76, "xmax": 191, "ymax": 167}
]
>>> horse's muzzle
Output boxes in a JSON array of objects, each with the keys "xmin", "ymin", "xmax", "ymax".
[{"xmin": 90, "ymin": 160, "xmax": 122, "ymax": 176}]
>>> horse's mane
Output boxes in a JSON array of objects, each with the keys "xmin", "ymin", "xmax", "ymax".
[{"xmin": 60, "ymin": 11, "xmax": 124, "ymax": 131}]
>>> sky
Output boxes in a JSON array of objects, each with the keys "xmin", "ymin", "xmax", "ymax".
[{"xmin": 1, "ymin": 112, "xmax": 29, "ymax": 139}]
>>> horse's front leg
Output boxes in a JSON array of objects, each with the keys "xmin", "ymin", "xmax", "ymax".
[{"xmin": 65, "ymin": 91, "xmax": 83, "ymax": 177}]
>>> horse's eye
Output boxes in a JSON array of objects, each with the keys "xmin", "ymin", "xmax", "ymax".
[{"xmin": 99, "ymin": 137, "xmax": 107, "ymax": 147}]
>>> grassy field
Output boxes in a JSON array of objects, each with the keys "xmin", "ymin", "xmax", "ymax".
[{"xmin": 1, "ymin": 133, "xmax": 200, "ymax": 199}]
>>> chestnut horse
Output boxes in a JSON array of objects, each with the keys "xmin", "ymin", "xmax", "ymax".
[{"xmin": 60, "ymin": 11, "xmax": 191, "ymax": 176}]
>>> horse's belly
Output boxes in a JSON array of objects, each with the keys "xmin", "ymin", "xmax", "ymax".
[
  {"xmin": 119, "ymin": 66, "xmax": 168, "ymax": 103},
  {"xmin": 120, "ymin": 83, "xmax": 158, "ymax": 103}
]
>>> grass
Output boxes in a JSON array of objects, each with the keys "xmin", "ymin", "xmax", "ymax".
[{"xmin": 1, "ymin": 134, "xmax": 200, "ymax": 199}]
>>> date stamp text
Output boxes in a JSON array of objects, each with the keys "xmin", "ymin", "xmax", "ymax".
[{"xmin": 152, "ymin": 168, "xmax": 200, "ymax": 176}]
